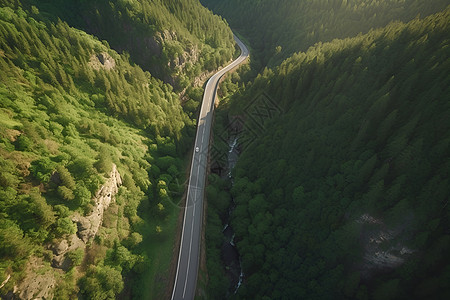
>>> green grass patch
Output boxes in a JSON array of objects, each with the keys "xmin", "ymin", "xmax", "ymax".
[
  {"xmin": 133, "ymin": 203, "xmax": 181, "ymax": 300},
  {"xmin": 132, "ymin": 154, "xmax": 191, "ymax": 299}
]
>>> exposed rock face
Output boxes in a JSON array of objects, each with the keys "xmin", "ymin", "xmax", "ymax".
[
  {"xmin": 52, "ymin": 164, "xmax": 122, "ymax": 271},
  {"xmin": 14, "ymin": 257, "xmax": 57, "ymax": 300},
  {"xmin": 156, "ymin": 30, "xmax": 201, "ymax": 86},
  {"xmin": 0, "ymin": 275, "xmax": 10, "ymax": 289},
  {"xmin": 10, "ymin": 164, "xmax": 124, "ymax": 300},
  {"xmin": 357, "ymin": 214, "xmax": 415, "ymax": 278},
  {"xmin": 73, "ymin": 164, "xmax": 122, "ymax": 243},
  {"xmin": 51, "ymin": 234, "xmax": 86, "ymax": 270},
  {"xmin": 89, "ymin": 51, "xmax": 116, "ymax": 70},
  {"xmin": 53, "ymin": 239, "xmax": 68, "ymax": 256}
]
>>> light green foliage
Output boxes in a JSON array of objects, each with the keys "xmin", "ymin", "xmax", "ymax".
[
  {"xmin": 57, "ymin": 186, "xmax": 75, "ymax": 202},
  {"xmin": 55, "ymin": 217, "xmax": 77, "ymax": 236},
  {"xmin": 94, "ymin": 153, "xmax": 113, "ymax": 175},
  {"xmin": 66, "ymin": 249, "xmax": 84, "ymax": 267},
  {"xmin": 126, "ymin": 232, "xmax": 143, "ymax": 248},
  {"xmin": 79, "ymin": 265, "xmax": 124, "ymax": 300},
  {"xmin": 55, "ymin": 165, "xmax": 76, "ymax": 190},
  {"xmin": 74, "ymin": 184, "xmax": 91, "ymax": 208},
  {"xmin": 0, "ymin": 1, "xmax": 197, "ymax": 297}
]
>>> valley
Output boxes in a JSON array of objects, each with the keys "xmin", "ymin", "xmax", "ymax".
[{"xmin": 1, "ymin": 1, "xmax": 449, "ymax": 300}]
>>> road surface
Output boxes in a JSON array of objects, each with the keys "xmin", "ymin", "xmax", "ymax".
[{"xmin": 171, "ymin": 35, "xmax": 249, "ymax": 300}]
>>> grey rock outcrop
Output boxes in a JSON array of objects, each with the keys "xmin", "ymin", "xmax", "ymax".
[
  {"xmin": 357, "ymin": 214, "xmax": 415, "ymax": 278},
  {"xmin": 51, "ymin": 164, "xmax": 122, "ymax": 271},
  {"xmin": 89, "ymin": 52, "xmax": 116, "ymax": 71},
  {"xmin": 73, "ymin": 163, "xmax": 122, "ymax": 243},
  {"xmin": 51, "ymin": 234, "xmax": 86, "ymax": 270},
  {"xmin": 12, "ymin": 154, "xmax": 123, "ymax": 300},
  {"xmin": 14, "ymin": 258, "xmax": 57, "ymax": 300}
]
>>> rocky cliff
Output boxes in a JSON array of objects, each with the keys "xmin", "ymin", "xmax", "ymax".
[
  {"xmin": 13, "ymin": 164, "xmax": 122, "ymax": 299},
  {"xmin": 72, "ymin": 163, "xmax": 122, "ymax": 244}
]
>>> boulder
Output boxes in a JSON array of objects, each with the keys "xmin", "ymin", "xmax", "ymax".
[{"xmin": 53, "ymin": 239, "xmax": 68, "ymax": 256}]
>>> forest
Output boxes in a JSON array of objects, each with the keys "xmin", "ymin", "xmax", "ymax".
[
  {"xmin": 6, "ymin": 0, "xmax": 236, "ymax": 92},
  {"xmin": 203, "ymin": 3, "xmax": 450, "ymax": 300},
  {"xmin": 1, "ymin": 0, "xmax": 449, "ymax": 299},
  {"xmin": 202, "ymin": 0, "xmax": 449, "ymax": 69},
  {"xmin": 0, "ymin": 0, "xmax": 234, "ymax": 299}
]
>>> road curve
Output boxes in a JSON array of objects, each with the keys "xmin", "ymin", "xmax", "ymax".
[{"xmin": 171, "ymin": 35, "xmax": 249, "ymax": 300}]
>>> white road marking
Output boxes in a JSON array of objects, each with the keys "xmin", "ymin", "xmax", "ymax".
[
  {"xmin": 183, "ymin": 190, "xmax": 196, "ymax": 298},
  {"xmin": 172, "ymin": 35, "xmax": 248, "ymax": 300},
  {"xmin": 172, "ymin": 182, "xmax": 190, "ymax": 300},
  {"xmin": 183, "ymin": 155, "xmax": 202, "ymax": 298}
]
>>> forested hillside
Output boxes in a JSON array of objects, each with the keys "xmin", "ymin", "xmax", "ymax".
[
  {"xmin": 207, "ymin": 7, "xmax": 450, "ymax": 300},
  {"xmin": 5, "ymin": 0, "xmax": 236, "ymax": 91},
  {"xmin": 0, "ymin": 1, "xmax": 210, "ymax": 298},
  {"xmin": 202, "ymin": 0, "xmax": 449, "ymax": 68}
]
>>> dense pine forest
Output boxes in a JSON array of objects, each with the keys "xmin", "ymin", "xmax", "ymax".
[
  {"xmin": 204, "ymin": 2, "xmax": 450, "ymax": 300},
  {"xmin": 6, "ymin": 0, "xmax": 236, "ymax": 92},
  {"xmin": 0, "ymin": 0, "xmax": 234, "ymax": 299},
  {"xmin": 202, "ymin": 0, "xmax": 449, "ymax": 68},
  {"xmin": 1, "ymin": 0, "xmax": 449, "ymax": 299}
]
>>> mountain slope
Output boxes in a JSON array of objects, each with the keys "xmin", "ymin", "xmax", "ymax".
[
  {"xmin": 6, "ymin": 0, "xmax": 236, "ymax": 91},
  {"xmin": 202, "ymin": 0, "xmax": 449, "ymax": 68},
  {"xmin": 0, "ymin": 3, "xmax": 194, "ymax": 298},
  {"xmin": 210, "ymin": 7, "xmax": 450, "ymax": 299}
]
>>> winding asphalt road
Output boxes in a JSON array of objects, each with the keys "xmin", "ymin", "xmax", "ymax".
[{"xmin": 171, "ymin": 35, "xmax": 249, "ymax": 300}]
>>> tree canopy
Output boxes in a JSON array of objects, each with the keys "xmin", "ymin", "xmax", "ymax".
[{"xmin": 206, "ymin": 6, "xmax": 450, "ymax": 299}]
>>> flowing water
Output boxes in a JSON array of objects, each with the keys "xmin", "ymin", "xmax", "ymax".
[{"xmin": 220, "ymin": 136, "xmax": 243, "ymax": 295}]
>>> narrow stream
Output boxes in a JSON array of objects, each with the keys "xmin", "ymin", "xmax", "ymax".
[{"xmin": 220, "ymin": 136, "xmax": 243, "ymax": 296}]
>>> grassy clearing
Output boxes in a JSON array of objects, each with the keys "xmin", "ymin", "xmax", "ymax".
[
  {"xmin": 136, "ymin": 206, "xmax": 180, "ymax": 300},
  {"xmin": 131, "ymin": 154, "xmax": 191, "ymax": 300}
]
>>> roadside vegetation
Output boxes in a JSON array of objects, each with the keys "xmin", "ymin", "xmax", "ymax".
[
  {"xmin": 203, "ymin": 2, "xmax": 450, "ymax": 299},
  {"xmin": 0, "ymin": 0, "xmax": 234, "ymax": 298}
]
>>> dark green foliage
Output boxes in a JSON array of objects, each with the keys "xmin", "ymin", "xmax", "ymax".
[
  {"xmin": 205, "ymin": 174, "xmax": 233, "ymax": 298},
  {"xmin": 105, "ymin": 241, "xmax": 138, "ymax": 272},
  {"xmin": 17, "ymin": 0, "xmax": 235, "ymax": 91},
  {"xmin": 203, "ymin": 0, "xmax": 449, "ymax": 68},
  {"xmin": 209, "ymin": 7, "xmax": 450, "ymax": 300},
  {"xmin": 30, "ymin": 157, "xmax": 56, "ymax": 183},
  {"xmin": 14, "ymin": 134, "xmax": 32, "ymax": 151},
  {"xmin": 0, "ymin": 219, "xmax": 32, "ymax": 259}
]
